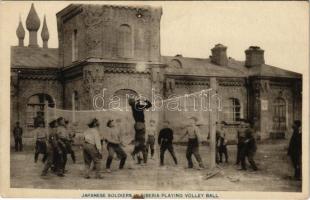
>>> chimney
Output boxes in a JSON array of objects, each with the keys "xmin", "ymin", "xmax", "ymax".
[
  {"xmin": 41, "ymin": 16, "xmax": 49, "ymax": 48},
  {"xmin": 26, "ymin": 4, "xmax": 40, "ymax": 47},
  {"xmin": 245, "ymin": 46, "xmax": 265, "ymax": 67},
  {"xmin": 211, "ymin": 44, "xmax": 228, "ymax": 66},
  {"xmin": 16, "ymin": 16, "xmax": 25, "ymax": 47}
]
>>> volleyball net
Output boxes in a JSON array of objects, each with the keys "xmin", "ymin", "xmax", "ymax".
[{"xmin": 45, "ymin": 88, "xmax": 221, "ymax": 144}]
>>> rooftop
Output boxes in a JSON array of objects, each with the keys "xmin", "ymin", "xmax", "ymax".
[
  {"xmin": 11, "ymin": 46, "xmax": 58, "ymax": 69},
  {"xmin": 162, "ymin": 56, "xmax": 301, "ymax": 79}
]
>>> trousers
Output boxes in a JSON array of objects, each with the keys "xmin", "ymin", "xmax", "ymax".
[
  {"xmin": 83, "ymin": 143, "xmax": 101, "ymax": 177},
  {"xmin": 160, "ymin": 143, "xmax": 177, "ymax": 165},
  {"xmin": 106, "ymin": 143, "xmax": 127, "ymax": 169},
  {"xmin": 186, "ymin": 139, "xmax": 203, "ymax": 168}
]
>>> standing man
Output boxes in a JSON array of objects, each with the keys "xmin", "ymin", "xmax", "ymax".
[
  {"xmin": 105, "ymin": 119, "xmax": 127, "ymax": 172},
  {"xmin": 288, "ymin": 120, "xmax": 302, "ymax": 180},
  {"xmin": 179, "ymin": 117, "xmax": 204, "ymax": 169},
  {"xmin": 158, "ymin": 120, "xmax": 178, "ymax": 166},
  {"xmin": 13, "ymin": 121, "xmax": 23, "ymax": 152},
  {"xmin": 34, "ymin": 120, "xmax": 48, "ymax": 163},
  {"xmin": 41, "ymin": 119, "xmax": 65, "ymax": 177},
  {"xmin": 236, "ymin": 121, "xmax": 247, "ymax": 165},
  {"xmin": 65, "ymin": 120, "xmax": 76, "ymax": 163},
  {"xmin": 56, "ymin": 117, "xmax": 69, "ymax": 173},
  {"xmin": 216, "ymin": 122, "xmax": 228, "ymax": 163},
  {"xmin": 146, "ymin": 119, "xmax": 157, "ymax": 160},
  {"xmin": 83, "ymin": 118, "xmax": 103, "ymax": 179},
  {"xmin": 240, "ymin": 126, "xmax": 258, "ymax": 171},
  {"xmin": 128, "ymin": 97, "xmax": 152, "ymax": 165}
]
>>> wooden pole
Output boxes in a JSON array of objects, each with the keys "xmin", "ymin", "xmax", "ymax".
[
  {"xmin": 209, "ymin": 77, "xmax": 217, "ymax": 169},
  {"xmin": 72, "ymin": 92, "xmax": 76, "ymax": 123}
]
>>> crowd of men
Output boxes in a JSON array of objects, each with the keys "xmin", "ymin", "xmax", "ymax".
[{"xmin": 12, "ymin": 98, "xmax": 302, "ymax": 181}]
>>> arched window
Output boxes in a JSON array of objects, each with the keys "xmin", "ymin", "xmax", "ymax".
[
  {"xmin": 272, "ymin": 97, "xmax": 286, "ymax": 131},
  {"xmin": 118, "ymin": 24, "xmax": 133, "ymax": 58},
  {"xmin": 26, "ymin": 93, "xmax": 55, "ymax": 128},
  {"xmin": 223, "ymin": 98, "xmax": 241, "ymax": 122}
]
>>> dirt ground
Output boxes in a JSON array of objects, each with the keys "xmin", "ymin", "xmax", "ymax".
[{"xmin": 10, "ymin": 140, "xmax": 301, "ymax": 191}]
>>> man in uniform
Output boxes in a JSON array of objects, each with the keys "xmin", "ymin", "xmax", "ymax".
[
  {"xmin": 83, "ymin": 118, "xmax": 103, "ymax": 179},
  {"xmin": 216, "ymin": 122, "xmax": 228, "ymax": 163},
  {"xmin": 158, "ymin": 120, "xmax": 178, "ymax": 166},
  {"xmin": 128, "ymin": 98, "xmax": 152, "ymax": 165},
  {"xmin": 56, "ymin": 117, "xmax": 70, "ymax": 173},
  {"xmin": 288, "ymin": 120, "xmax": 302, "ymax": 180},
  {"xmin": 146, "ymin": 119, "xmax": 156, "ymax": 160},
  {"xmin": 13, "ymin": 121, "xmax": 23, "ymax": 152},
  {"xmin": 179, "ymin": 117, "xmax": 204, "ymax": 169},
  {"xmin": 236, "ymin": 120, "xmax": 247, "ymax": 165},
  {"xmin": 34, "ymin": 120, "xmax": 48, "ymax": 163},
  {"xmin": 41, "ymin": 119, "xmax": 65, "ymax": 177},
  {"xmin": 240, "ymin": 124, "xmax": 258, "ymax": 171},
  {"xmin": 65, "ymin": 120, "xmax": 76, "ymax": 163},
  {"xmin": 105, "ymin": 119, "xmax": 127, "ymax": 172}
]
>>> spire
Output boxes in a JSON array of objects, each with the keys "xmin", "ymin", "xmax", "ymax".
[
  {"xmin": 41, "ymin": 15, "xmax": 49, "ymax": 48},
  {"xmin": 16, "ymin": 15, "xmax": 25, "ymax": 47},
  {"xmin": 26, "ymin": 3, "xmax": 40, "ymax": 47}
]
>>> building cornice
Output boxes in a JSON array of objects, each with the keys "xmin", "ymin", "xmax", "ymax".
[{"xmin": 11, "ymin": 68, "xmax": 60, "ymax": 80}]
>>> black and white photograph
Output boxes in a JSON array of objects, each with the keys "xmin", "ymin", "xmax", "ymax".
[{"xmin": 0, "ymin": 1, "xmax": 309, "ymax": 199}]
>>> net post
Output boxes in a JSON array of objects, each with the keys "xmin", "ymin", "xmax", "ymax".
[
  {"xmin": 209, "ymin": 77, "xmax": 217, "ymax": 169},
  {"xmin": 72, "ymin": 92, "xmax": 76, "ymax": 123},
  {"xmin": 45, "ymin": 101, "xmax": 49, "ymax": 135}
]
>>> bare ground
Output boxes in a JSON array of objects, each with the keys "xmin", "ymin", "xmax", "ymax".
[{"xmin": 10, "ymin": 140, "xmax": 301, "ymax": 191}]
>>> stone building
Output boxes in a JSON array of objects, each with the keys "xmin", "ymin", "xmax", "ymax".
[{"xmin": 11, "ymin": 4, "xmax": 302, "ymax": 143}]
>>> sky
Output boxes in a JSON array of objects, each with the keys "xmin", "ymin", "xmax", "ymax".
[{"xmin": 0, "ymin": 1, "xmax": 309, "ymax": 74}]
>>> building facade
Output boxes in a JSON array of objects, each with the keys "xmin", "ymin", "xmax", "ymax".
[{"xmin": 11, "ymin": 4, "xmax": 302, "ymax": 143}]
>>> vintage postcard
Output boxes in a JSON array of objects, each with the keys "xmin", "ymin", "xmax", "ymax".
[{"xmin": 0, "ymin": 1, "xmax": 309, "ymax": 199}]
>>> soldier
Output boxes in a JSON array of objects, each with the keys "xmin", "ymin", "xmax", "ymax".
[
  {"xmin": 13, "ymin": 121, "xmax": 23, "ymax": 152},
  {"xmin": 56, "ymin": 117, "xmax": 70, "ymax": 172},
  {"xmin": 158, "ymin": 120, "xmax": 178, "ymax": 166},
  {"xmin": 240, "ymin": 126, "xmax": 258, "ymax": 171},
  {"xmin": 82, "ymin": 118, "xmax": 103, "ymax": 179},
  {"xmin": 216, "ymin": 122, "xmax": 228, "ymax": 163},
  {"xmin": 33, "ymin": 120, "xmax": 48, "ymax": 163},
  {"xmin": 288, "ymin": 120, "xmax": 302, "ymax": 180},
  {"xmin": 179, "ymin": 117, "xmax": 204, "ymax": 169},
  {"xmin": 236, "ymin": 121, "xmax": 247, "ymax": 165},
  {"xmin": 65, "ymin": 120, "xmax": 76, "ymax": 163},
  {"xmin": 146, "ymin": 119, "xmax": 156, "ymax": 159},
  {"xmin": 105, "ymin": 119, "xmax": 127, "ymax": 172},
  {"xmin": 128, "ymin": 98, "xmax": 152, "ymax": 165},
  {"xmin": 41, "ymin": 120, "xmax": 65, "ymax": 177}
]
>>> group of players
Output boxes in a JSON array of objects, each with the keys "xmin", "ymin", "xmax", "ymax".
[{"xmin": 32, "ymin": 98, "xmax": 261, "ymax": 179}]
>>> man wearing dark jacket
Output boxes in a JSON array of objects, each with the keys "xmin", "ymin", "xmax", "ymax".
[
  {"xmin": 288, "ymin": 120, "xmax": 302, "ymax": 180},
  {"xmin": 129, "ymin": 98, "xmax": 152, "ymax": 164},
  {"xmin": 240, "ymin": 127, "xmax": 258, "ymax": 171},
  {"xmin": 158, "ymin": 121, "xmax": 178, "ymax": 166},
  {"xmin": 13, "ymin": 121, "xmax": 23, "ymax": 152}
]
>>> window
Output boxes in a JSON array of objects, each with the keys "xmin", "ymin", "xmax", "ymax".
[
  {"xmin": 272, "ymin": 97, "xmax": 286, "ymax": 131},
  {"xmin": 72, "ymin": 29, "xmax": 78, "ymax": 62},
  {"xmin": 118, "ymin": 24, "xmax": 133, "ymax": 58},
  {"xmin": 26, "ymin": 94, "xmax": 55, "ymax": 128},
  {"xmin": 223, "ymin": 98, "xmax": 241, "ymax": 122}
]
